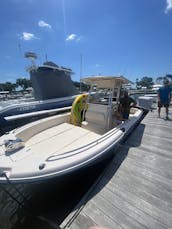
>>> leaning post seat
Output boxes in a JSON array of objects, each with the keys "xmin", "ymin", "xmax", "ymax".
[{"xmin": 82, "ymin": 103, "xmax": 109, "ymax": 135}]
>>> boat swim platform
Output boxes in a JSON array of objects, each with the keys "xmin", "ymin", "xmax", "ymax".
[{"xmin": 60, "ymin": 108, "xmax": 172, "ymax": 229}]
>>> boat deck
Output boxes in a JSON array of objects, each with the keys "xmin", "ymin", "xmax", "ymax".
[
  {"xmin": 60, "ymin": 108, "xmax": 172, "ymax": 229},
  {"xmin": 26, "ymin": 123, "xmax": 100, "ymax": 156}
]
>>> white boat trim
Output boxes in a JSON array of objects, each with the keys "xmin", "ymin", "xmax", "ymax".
[{"xmin": 4, "ymin": 106, "xmax": 72, "ymax": 121}]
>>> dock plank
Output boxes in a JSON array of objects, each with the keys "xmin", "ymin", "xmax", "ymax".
[
  {"xmin": 84, "ymin": 202, "xmax": 123, "ymax": 229},
  {"xmin": 112, "ymin": 154, "xmax": 172, "ymax": 193},
  {"xmin": 104, "ymin": 172, "xmax": 172, "ymax": 214},
  {"xmin": 89, "ymin": 195, "xmax": 147, "ymax": 229},
  {"xmin": 96, "ymin": 187, "xmax": 168, "ymax": 229},
  {"xmin": 103, "ymin": 179, "xmax": 172, "ymax": 228}
]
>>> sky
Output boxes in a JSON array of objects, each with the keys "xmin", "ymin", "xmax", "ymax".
[{"xmin": 0, "ymin": 0, "xmax": 172, "ymax": 83}]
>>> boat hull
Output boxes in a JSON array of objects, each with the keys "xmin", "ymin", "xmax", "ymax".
[{"xmin": 0, "ymin": 109, "xmax": 144, "ymax": 184}]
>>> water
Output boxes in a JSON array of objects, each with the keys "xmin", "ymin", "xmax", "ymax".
[{"xmin": 0, "ymin": 157, "xmax": 112, "ymax": 229}]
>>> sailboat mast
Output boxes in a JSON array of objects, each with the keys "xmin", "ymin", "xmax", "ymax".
[{"xmin": 80, "ymin": 53, "xmax": 83, "ymax": 92}]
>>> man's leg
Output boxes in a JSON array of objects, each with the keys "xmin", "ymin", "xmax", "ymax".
[
  {"xmin": 165, "ymin": 105, "xmax": 169, "ymax": 119},
  {"xmin": 158, "ymin": 107, "xmax": 161, "ymax": 118},
  {"xmin": 158, "ymin": 101, "xmax": 162, "ymax": 118},
  {"xmin": 122, "ymin": 113, "xmax": 129, "ymax": 120}
]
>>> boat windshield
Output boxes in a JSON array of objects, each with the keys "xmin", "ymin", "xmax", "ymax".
[
  {"xmin": 82, "ymin": 76, "xmax": 130, "ymax": 106},
  {"xmin": 89, "ymin": 88, "xmax": 119, "ymax": 105}
]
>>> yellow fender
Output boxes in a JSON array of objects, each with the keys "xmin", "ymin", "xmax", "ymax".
[{"xmin": 70, "ymin": 94, "xmax": 88, "ymax": 126}]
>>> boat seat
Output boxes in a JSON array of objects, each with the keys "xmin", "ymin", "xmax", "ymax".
[
  {"xmin": 16, "ymin": 113, "xmax": 70, "ymax": 142},
  {"xmin": 82, "ymin": 103, "xmax": 108, "ymax": 135}
]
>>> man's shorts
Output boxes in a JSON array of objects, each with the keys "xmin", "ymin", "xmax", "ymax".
[
  {"xmin": 122, "ymin": 113, "xmax": 129, "ymax": 119},
  {"xmin": 158, "ymin": 101, "xmax": 169, "ymax": 108}
]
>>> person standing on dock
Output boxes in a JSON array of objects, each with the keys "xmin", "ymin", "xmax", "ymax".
[{"xmin": 157, "ymin": 79, "xmax": 172, "ymax": 119}]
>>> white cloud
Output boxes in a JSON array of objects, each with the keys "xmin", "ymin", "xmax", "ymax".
[
  {"xmin": 165, "ymin": 0, "xmax": 172, "ymax": 13},
  {"xmin": 38, "ymin": 20, "xmax": 52, "ymax": 29},
  {"xmin": 66, "ymin": 34, "xmax": 83, "ymax": 42},
  {"xmin": 19, "ymin": 32, "xmax": 37, "ymax": 41},
  {"xmin": 66, "ymin": 34, "xmax": 77, "ymax": 41}
]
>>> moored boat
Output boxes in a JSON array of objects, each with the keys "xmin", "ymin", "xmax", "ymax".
[
  {"xmin": 0, "ymin": 60, "xmax": 79, "ymax": 132},
  {"xmin": 0, "ymin": 76, "xmax": 144, "ymax": 184}
]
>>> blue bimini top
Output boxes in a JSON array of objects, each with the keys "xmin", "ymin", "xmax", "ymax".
[{"xmin": 158, "ymin": 86, "xmax": 172, "ymax": 103}]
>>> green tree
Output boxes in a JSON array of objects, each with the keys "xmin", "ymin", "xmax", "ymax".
[
  {"xmin": 136, "ymin": 76, "xmax": 154, "ymax": 89},
  {"xmin": 2, "ymin": 82, "xmax": 16, "ymax": 92},
  {"xmin": 156, "ymin": 76, "xmax": 164, "ymax": 84},
  {"xmin": 156, "ymin": 75, "xmax": 172, "ymax": 84},
  {"xmin": 0, "ymin": 83, "xmax": 5, "ymax": 91},
  {"xmin": 16, "ymin": 78, "xmax": 32, "ymax": 90},
  {"xmin": 73, "ymin": 81, "xmax": 90, "ymax": 91}
]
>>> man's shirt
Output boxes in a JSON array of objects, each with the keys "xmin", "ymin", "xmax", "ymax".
[
  {"xmin": 158, "ymin": 86, "xmax": 172, "ymax": 103},
  {"xmin": 119, "ymin": 96, "xmax": 135, "ymax": 114}
]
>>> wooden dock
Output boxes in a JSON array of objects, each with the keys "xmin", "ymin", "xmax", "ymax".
[{"xmin": 60, "ymin": 108, "xmax": 172, "ymax": 229}]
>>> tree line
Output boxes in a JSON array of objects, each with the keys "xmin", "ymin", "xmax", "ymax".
[
  {"xmin": 0, "ymin": 78, "xmax": 89, "ymax": 92},
  {"xmin": 136, "ymin": 75, "xmax": 172, "ymax": 89},
  {"xmin": 1, "ymin": 75, "xmax": 171, "ymax": 93},
  {"xmin": 0, "ymin": 78, "xmax": 32, "ymax": 92}
]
